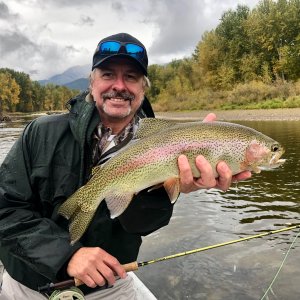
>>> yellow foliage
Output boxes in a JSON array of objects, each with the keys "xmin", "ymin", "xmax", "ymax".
[{"xmin": 0, "ymin": 72, "xmax": 20, "ymax": 113}]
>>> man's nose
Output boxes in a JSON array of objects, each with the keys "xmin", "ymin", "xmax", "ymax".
[{"xmin": 112, "ymin": 76, "xmax": 126, "ymax": 91}]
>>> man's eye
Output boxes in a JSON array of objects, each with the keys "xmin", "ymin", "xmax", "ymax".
[
  {"xmin": 102, "ymin": 72, "xmax": 113, "ymax": 78},
  {"xmin": 126, "ymin": 74, "xmax": 138, "ymax": 81}
]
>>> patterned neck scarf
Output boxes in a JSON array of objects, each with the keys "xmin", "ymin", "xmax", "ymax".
[{"xmin": 92, "ymin": 115, "xmax": 140, "ymax": 166}]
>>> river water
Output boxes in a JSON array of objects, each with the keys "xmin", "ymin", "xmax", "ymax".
[{"xmin": 0, "ymin": 116, "xmax": 300, "ymax": 300}]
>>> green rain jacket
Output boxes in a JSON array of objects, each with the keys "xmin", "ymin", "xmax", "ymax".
[{"xmin": 0, "ymin": 92, "xmax": 173, "ymax": 294}]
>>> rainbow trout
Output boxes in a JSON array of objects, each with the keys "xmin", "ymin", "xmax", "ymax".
[{"xmin": 59, "ymin": 118, "xmax": 285, "ymax": 244}]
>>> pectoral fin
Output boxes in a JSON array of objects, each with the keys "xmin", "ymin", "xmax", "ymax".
[
  {"xmin": 147, "ymin": 183, "xmax": 164, "ymax": 192},
  {"xmin": 105, "ymin": 192, "xmax": 135, "ymax": 219},
  {"xmin": 163, "ymin": 177, "xmax": 181, "ymax": 203}
]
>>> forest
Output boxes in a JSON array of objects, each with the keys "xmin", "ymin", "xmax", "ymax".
[
  {"xmin": 148, "ymin": 0, "xmax": 300, "ymax": 111},
  {"xmin": 1, "ymin": 0, "xmax": 300, "ymax": 115},
  {"xmin": 0, "ymin": 68, "xmax": 78, "ymax": 115}
]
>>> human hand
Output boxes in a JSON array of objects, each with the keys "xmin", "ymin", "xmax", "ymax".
[
  {"xmin": 67, "ymin": 247, "xmax": 127, "ymax": 288},
  {"xmin": 178, "ymin": 112, "xmax": 251, "ymax": 193},
  {"xmin": 178, "ymin": 155, "xmax": 251, "ymax": 193}
]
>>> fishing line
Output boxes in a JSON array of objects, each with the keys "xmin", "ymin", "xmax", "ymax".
[
  {"xmin": 38, "ymin": 224, "xmax": 300, "ymax": 295},
  {"xmin": 260, "ymin": 228, "xmax": 300, "ymax": 300}
]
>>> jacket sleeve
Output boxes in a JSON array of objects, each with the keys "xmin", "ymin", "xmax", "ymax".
[
  {"xmin": 117, "ymin": 187, "xmax": 174, "ymax": 235},
  {"xmin": 0, "ymin": 123, "xmax": 81, "ymax": 289}
]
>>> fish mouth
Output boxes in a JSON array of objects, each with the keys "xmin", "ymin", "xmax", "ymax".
[{"xmin": 258, "ymin": 152, "xmax": 286, "ymax": 171}]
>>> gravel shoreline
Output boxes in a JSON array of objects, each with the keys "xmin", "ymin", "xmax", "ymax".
[{"xmin": 155, "ymin": 108, "xmax": 300, "ymax": 121}]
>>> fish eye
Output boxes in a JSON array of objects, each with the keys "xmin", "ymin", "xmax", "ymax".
[{"xmin": 272, "ymin": 144, "xmax": 279, "ymax": 152}]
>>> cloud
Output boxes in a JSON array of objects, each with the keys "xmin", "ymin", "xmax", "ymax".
[
  {"xmin": 111, "ymin": 1, "xmax": 124, "ymax": 12},
  {"xmin": 0, "ymin": 1, "xmax": 19, "ymax": 19},
  {"xmin": 0, "ymin": 0, "xmax": 261, "ymax": 79},
  {"xmin": 0, "ymin": 30, "xmax": 37, "ymax": 56},
  {"xmin": 136, "ymin": 0, "xmax": 260, "ymax": 63},
  {"xmin": 32, "ymin": 0, "xmax": 106, "ymax": 8},
  {"xmin": 31, "ymin": 42, "xmax": 84, "ymax": 78},
  {"xmin": 77, "ymin": 15, "xmax": 95, "ymax": 27},
  {"xmin": 145, "ymin": 0, "xmax": 204, "ymax": 56},
  {"xmin": 0, "ymin": 26, "xmax": 83, "ymax": 78}
]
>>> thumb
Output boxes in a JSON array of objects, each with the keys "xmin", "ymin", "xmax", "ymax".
[{"xmin": 203, "ymin": 113, "xmax": 217, "ymax": 123}]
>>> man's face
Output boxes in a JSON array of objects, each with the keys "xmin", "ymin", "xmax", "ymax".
[{"xmin": 91, "ymin": 57, "xmax": 145, "ymax": 123}]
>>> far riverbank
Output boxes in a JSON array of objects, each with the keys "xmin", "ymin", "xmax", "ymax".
[
  {"xmin": 1, "ymin": 108, "xmax": 300, "ymax": 123},
  {"xmin": 155, "ymin": 108, "xmax": 300, "ymax": 121}
]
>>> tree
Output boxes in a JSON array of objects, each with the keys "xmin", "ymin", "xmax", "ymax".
[
  {"xmin": 147, "ymin": 64, "xmax": 163, "ymax": 102},
  {"xmin": 31, "ymin": 81, "xmax": 46, "ymax": 111},
  {"xmin": 0, "ymin": 72, "xmax": 20, "ymax": 114},
  {"xmin": 0, "ymin": 68, "xmax": 34, "ymax": 112},
  {"xmin": 0, "ymin": 68, "xmax": 79, "ymax": 112},
  {"xmin": 193, "ymin": 30, "xmax": 224, "ymax": 89},
  {"xmin": 245, "ymin": 0, "xmax": 300, "ymax": 80}
]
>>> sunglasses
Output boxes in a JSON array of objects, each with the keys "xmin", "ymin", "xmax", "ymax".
[{"xmin": 97, "ymin": 41, "xmax": 145, "ymax": 60}]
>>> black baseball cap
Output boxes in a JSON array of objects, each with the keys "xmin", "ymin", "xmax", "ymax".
[{"xmin": 92, "ymin": 33, "xmax": 148, "ymax": 75}]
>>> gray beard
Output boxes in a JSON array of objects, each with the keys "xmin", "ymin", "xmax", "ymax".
[{"xmin": 102, "ymin": 102, "xmax": 132, "ymax": 119}]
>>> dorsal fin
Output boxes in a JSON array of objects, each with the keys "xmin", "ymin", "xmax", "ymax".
[{"xmin": 135, "ymin": 118, "xmax": 180, "ymax": 139}]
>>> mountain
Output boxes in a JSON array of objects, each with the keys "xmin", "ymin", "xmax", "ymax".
[
  {"xmin": 39, "ymin": 64, "xmax": 90, "ymax": 91},
  {"xmin": 65, "ymin": 78, "xmax": 89, "ymax": 91}
]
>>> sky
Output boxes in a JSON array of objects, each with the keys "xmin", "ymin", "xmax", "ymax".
[{"xmin": 0, "ymin": 0, "xmax": 260, "ymax": 81}]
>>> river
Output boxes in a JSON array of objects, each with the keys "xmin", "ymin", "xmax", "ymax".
[{"xmin": 0, "ymin": 116, "xmax": 300, "ymax": 299}]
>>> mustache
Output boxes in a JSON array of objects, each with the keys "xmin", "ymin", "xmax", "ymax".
[{"xmin": 102, "ymin": 91, "xmax": 135, "ymax": 102}]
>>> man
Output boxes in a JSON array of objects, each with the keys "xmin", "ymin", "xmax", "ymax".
[{"xmin": 0, "ymin": 33, "xmax": 250, "ymax": 299}]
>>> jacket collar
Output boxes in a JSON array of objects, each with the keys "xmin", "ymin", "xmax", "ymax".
[{"xmin": 68, "ymin": 91, "xmax": 100, "ymax": 147}]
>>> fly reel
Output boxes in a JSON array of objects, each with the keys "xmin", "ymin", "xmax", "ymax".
[{"xmin": 48, "ymin": 287, "xmax": 85, "ymax": 300}]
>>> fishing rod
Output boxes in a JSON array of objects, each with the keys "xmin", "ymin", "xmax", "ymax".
[
  {"xmin": 38, "ymin": 224, "xmax": 300, "ymax": 298},
  {"xmin": 135, "ymin": 224, "xmax": 300, "ymax": 269}
]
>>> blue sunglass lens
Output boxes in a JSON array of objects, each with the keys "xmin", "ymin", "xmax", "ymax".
[
  {"xmin": 99, "ymin": 41, "xmax": 121, "ymax": 54},
  {"xmin": 125, "ymin": 44, "xmax": 144, "ymax": 59},
  {"xmin": 98, "ymin": 41, "xmax": 144, "ymax": 59}
]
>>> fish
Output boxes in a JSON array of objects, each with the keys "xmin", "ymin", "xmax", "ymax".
[{"xmin": 58, "ymin": 118, "xmax": 285, "ymax": 244}]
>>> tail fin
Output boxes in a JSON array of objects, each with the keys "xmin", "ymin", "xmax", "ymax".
[
  {"xmin": 58, "ymin": 190, "xmax": 82, "ymax": 220},
  {"xmin": 58, "ymin": 187, "xmax": 100, "ymax": 244}
]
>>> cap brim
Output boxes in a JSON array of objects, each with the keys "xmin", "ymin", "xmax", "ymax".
[{"xmin": 92, "ymin": 54, "xmax": 147, "ymax": 75}]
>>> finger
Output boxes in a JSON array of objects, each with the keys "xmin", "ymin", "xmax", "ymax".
[
  {"xmin": 103, "ymin": 254, "xmax": 127, "ymax": 280},
  {"xmin": 232, "ymin": 170, "xmax": 252, "ymax": 182},
  {"xmin": 71, "ymin": 262, "xmax": 105, "ymax": 288},
  {"xmin": 216, "ymin": 161, "xmax": 232, "ymax": 191},
  {"xmin": 95, "ymin": 264, "xmax": 117, "ymax": 287},
  {"xmin": 194, "ymin": 155, "xmax": 216, "ymax": 188},
  {"xmin": 178, "ymin": 155, "xmax": 194, "ymax": 189},
  {"xmin": 78, "ymin": 273, "xmax": 98, "ymax": 288},
  {"xmin": 203, "ymin": 113, "xmax": 217, "ymax": 123}
]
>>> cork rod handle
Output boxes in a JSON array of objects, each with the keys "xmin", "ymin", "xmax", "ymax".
[{"xmin": 74, "ymin": 261, "xmax": 139, "ymax": 287}]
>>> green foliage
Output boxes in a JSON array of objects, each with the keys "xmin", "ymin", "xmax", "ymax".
[
  {"xmin": 149, "ymin": 0, "xmax": 300, "ymax": 111},
  {"xmin": 0, "ymin": 68, "xmax": 79, "ymax": 113}
]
